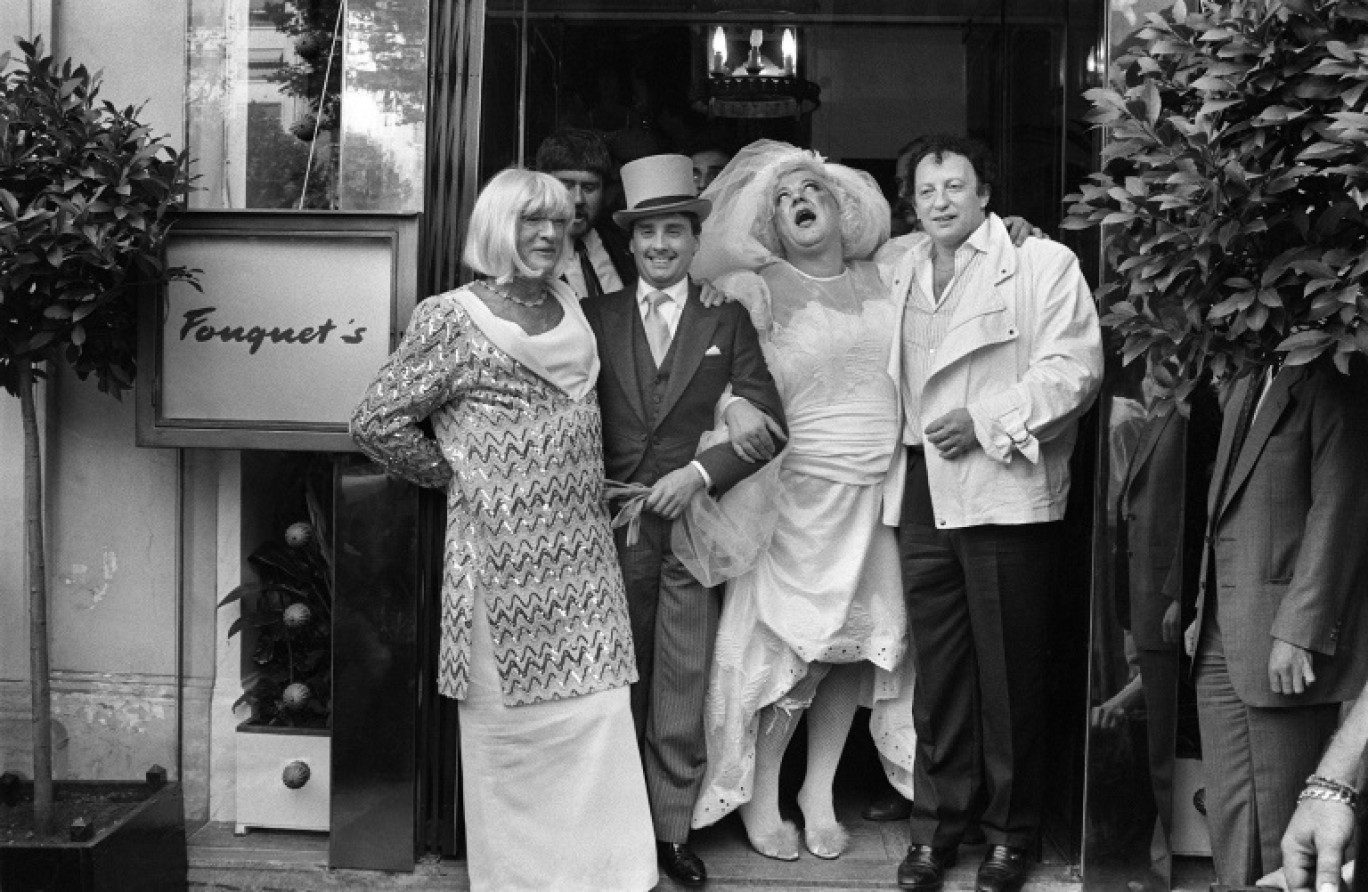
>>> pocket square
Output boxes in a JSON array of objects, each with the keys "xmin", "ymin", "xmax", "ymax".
[{"xmin": 704, "ymin": 345, "xmax": 722, "ymax": 356}]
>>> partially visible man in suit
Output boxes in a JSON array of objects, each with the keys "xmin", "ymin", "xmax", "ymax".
[
  {"xmin": 1187, "ymin": 355, "xmax": 1368, "ymax": 887},
  {"xmin": 582, "ymin": 153, "xmax": 785, "ymax": 888},
  {"xmin": 535, "ymin": 127, "xmax": 636, "ymax": 299},
  {"xmin": 1104, "ymin": 361, "xmax": 1218, "ymax": 883}
]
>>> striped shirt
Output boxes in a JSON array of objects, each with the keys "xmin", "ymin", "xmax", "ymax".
[{"xmin": 900, "ymin": 222, "xmax": 990, "ymax": 445}]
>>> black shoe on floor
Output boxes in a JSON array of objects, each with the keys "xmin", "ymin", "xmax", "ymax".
[
  {"xmin": 656, "ymin": 841, "xmax": 707, "ymax": 886},
  {"xmin": 862, "ymin": 790, "xmax": 913, "ymax": 822},
  {"xmin": 897, "ymin": 843, "xmax": 957, "ymax": 891},
  {"xmin": 976, "ymin": 844, "xmax": 1030, "ymax": 892}
]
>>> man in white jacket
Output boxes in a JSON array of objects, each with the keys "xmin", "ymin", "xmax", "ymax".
[{"xmin": 881, "ymin": 135, "xmax": 1102, "ymax": 892}]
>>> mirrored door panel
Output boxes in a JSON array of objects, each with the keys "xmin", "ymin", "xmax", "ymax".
[{"xmin": 1080, "ymin": 3, "xmax": 1224, "ymax": 889}]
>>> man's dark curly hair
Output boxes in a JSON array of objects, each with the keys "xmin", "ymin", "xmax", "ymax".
[
  {"xmin": 533, "ymin": 128, "xmax": 613, "ymax": 181},
  {"xmin": 904, "ymin": 134, "xmax": 996, "ymax": 197}
]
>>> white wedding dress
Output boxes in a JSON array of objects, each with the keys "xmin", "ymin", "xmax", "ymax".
[{"xmin": 692, "ymin": 259, "xmax": 917, "ymax": 829}]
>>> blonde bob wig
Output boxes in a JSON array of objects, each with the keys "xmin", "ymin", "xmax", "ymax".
[{"xmin": 463, "ymin": 167, "xmax": 574, "ymax": 281}]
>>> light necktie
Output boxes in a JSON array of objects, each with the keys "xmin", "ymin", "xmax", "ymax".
[
  {"xmin": 644, "ymin": 291, "xmax": 672, "ymax": 367},
  {"xmin": 574, "ymin": 238, "xmax": 604, "ymax": 300}
]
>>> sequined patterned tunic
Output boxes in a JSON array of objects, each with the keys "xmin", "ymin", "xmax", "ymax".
[{"xmin": 350, "ymin": 287, "xmax": 637, "ymax": 706}]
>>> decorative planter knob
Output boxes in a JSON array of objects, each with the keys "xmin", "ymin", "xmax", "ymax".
[
  {"xmin": 283, "ymin": 602, "xmax": 312, "ymax": 628},
  {"xmin": 281, "ymin": 682, "xmax": 312, "ymax": 711},
  {"xmin": 285, "ymin": 522, "xmax": 313, "ymax": 548},
  {"xmin": 282, "ymin": 760, "xmax": 311, "ymax": 790}
]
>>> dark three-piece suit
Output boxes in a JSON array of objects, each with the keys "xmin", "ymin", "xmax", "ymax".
[{"xmin": 582, "ymin": 278, "xmax": 785, "ymax": 843}]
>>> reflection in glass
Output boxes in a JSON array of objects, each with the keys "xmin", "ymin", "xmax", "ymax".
[
  {"xmin": 1089, "ymin": 355, "xmax": 1221, "ymax": 889},
  {"xmin": 187, "ymin": 0, "xmax": 425, "ymax": 211},
  {"xmin": 340, "ymin": 0, "xmax": 427, "ymax": 211},
  {"xmin": 1083, "ymin": 9, "xmax": 1230, "ymax": 880},
  {"xmin": 1093, "ymin": 368, "xmax": 1176, "ymax": 879},
  {"xmin": 1079, "ymin": 5, "xmax": 1217, "ymax": 887},
  {"xmin": 188, "ymin": 0, "xmax": 342, "ymax": 209},
  {"xmin": 331, "ymin": 457, "xmax": 421, "ymax": 870}
]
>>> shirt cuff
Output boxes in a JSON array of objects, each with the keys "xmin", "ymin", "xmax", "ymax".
[
  {"xmin": 689, "ymin": 460, "xmax": 714, "ymax": 490},
  {"xmin": 967, "ymin": 402, "xmax": 1039, "ymax": 465}
]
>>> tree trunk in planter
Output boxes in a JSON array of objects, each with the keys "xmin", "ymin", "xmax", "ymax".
[
  {"xmin": 18, "ymin": 360, "xmax": 54, "ymax": 835},
  {"xmin": 234, "ymin": 724, "xmax": 330, "ymax": 834},
  {"xmin": 0, "ymin": 780, "xmax": 186, "ymax": 892}
]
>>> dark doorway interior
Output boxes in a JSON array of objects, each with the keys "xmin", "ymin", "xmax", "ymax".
[{"xmin": 413, "ymin": 0, "xmax": 1103, "ymax": 873}]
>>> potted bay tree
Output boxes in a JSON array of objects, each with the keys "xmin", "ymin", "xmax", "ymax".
[
  {"xmin": 1063, "ymin": 0, "xmax": 1368, "ymax": 386},
  {"xmin": 0, "ymin": 37, "xmax": 194, "ymax": 889}
]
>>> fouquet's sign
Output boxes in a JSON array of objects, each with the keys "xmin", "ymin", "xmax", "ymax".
[
  {"xmin": 176, "ymin": 306, "xmax": 369, "ymax": 354},
  {"xmin": 138, "ymin": 211, "xmax": 419, "ymax": 450}
]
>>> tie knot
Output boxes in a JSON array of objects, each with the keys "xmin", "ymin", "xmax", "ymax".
[{"xmin": 647, "ymin": 291, "xmax": 671, "ymax": 310}]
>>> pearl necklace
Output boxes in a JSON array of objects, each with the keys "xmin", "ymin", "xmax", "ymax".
[{"xmin": 484, "ymin": 278, "xmax": 549, "ymax": 308}]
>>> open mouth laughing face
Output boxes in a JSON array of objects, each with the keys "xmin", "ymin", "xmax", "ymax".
[{"xmin": 773, "ymin": 168, "xmax": 839, "ymax": 253}]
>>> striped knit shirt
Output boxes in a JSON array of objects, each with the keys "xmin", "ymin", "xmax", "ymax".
[{"xmin": 900, "ymin": 222, "xmax": 990, "ymax": 445}]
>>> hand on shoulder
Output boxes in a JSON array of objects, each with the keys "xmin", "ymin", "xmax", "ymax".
[{"xmin": 694, "ymin": 271, "xmax": 772, "ymax": 336}]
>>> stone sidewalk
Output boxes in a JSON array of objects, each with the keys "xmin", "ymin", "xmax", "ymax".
[{"xmin": 189, "ymin": 806, "xmax": 1090, "ymax": 891}]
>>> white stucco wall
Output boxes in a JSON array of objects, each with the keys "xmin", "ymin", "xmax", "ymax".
[
  {"xmin": 55, "ymin": 2, "xmax": 187, "ymax": 141},
  {"xmin": 0, "ymin": 397, "xmax": 28, "ymax": 685},
  {"xmin": 0, "ymin": 1, "xmax": 53, "ymax": 55}
]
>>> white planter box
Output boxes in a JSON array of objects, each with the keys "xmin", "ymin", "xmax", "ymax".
[{"xmin": 234, "ymin": 723, "xmax": 331, "ymax": 835}]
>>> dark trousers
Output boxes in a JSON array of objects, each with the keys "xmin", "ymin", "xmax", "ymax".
[
  {"xmin": 898, "ymin": 450, "xmax": 1058, "ymax": 850},
  {"xmin": 614, "ymin": 511, "xmax": 720, "ymax": 843},
  {"xmin": 1137, "ymin": 646, "xmax": 1179, "ymax": 847}
]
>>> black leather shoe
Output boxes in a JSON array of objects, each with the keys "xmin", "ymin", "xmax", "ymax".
[
  {"xmin": 656, "ymin": 841, "xmax": 707, "ymax": 887},
  {"xmin": 862, "ymin": 790, "xmax": 912, "ymax": 821},
  {"xmin": 897, "ymin": 844, "xmax": 957, "ymax": 890},
  {"xmin": 976, "ymin": 844, "xmax": 1030, "ymax": 892}
]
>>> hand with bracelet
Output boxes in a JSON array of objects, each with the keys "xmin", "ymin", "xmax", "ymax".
[{"xmin": 1281, "ymin": 682, "xmax": 1368, "ymax": 892}]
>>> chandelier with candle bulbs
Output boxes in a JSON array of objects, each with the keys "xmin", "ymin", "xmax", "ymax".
[{"xmin": 701, "ymin": 24, "xmax": 820, "ymax": 119}]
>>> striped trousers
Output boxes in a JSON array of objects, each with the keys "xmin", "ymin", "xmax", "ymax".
[{"xmin": 614, "ymin": 511, "xmax": 721, "ymax": 843}]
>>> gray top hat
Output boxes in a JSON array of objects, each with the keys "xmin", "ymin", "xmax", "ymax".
[{"xmin": 612, "ymin": 154, "xmax": 713, "ymax": 229}]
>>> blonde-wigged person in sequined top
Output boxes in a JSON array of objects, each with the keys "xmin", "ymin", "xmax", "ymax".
[{"xmin": 350, "ymin": 167, "xmax": 656, "ymax": 892}]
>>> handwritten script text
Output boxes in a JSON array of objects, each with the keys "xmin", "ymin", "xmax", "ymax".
[{"xmin": 178, "ymin": 307, "xmax": 367, "ymax": 354}]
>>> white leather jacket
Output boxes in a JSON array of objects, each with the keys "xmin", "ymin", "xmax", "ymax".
[{"xmin": 878, "ymin": 214, "xmax": 1103, "ymax": 529}]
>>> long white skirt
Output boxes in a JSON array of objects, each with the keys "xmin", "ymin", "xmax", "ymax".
[{"xmin": 459, "ymin": 594, "xmax": 657, "ymax": 892}]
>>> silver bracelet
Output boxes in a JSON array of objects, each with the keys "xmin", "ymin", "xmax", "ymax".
[
  {"xmin": 1307, "ymin": 773, "xmax": 1359, "ymax": 798},
  {"xmin": 1298, "ymin": 781, "xmax": 1360, "ymax": 812}
]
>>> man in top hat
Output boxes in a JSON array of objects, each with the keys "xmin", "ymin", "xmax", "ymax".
[{"xmin": 582, "ymin": 153, "xmax": 786, "ymax": 887}]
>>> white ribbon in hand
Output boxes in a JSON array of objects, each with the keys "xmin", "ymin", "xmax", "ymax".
[{"xmin": 604, "ymin": 479, "xmax": 654, "ymax": 546}]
